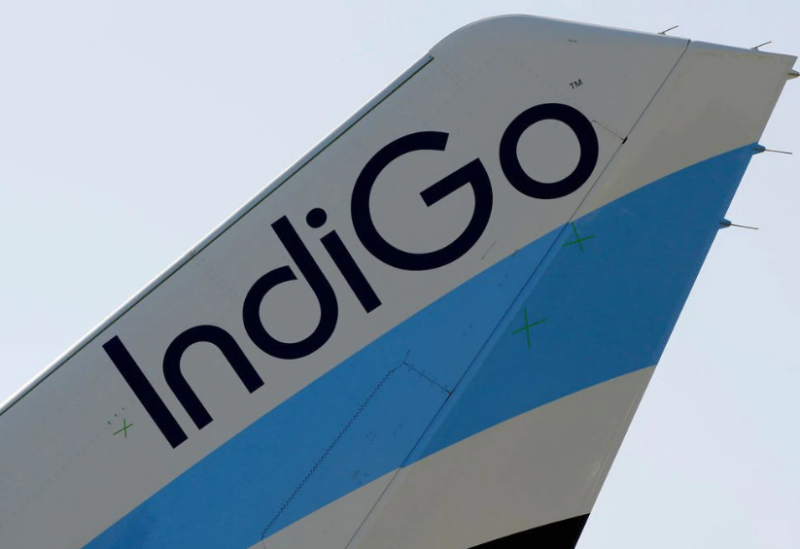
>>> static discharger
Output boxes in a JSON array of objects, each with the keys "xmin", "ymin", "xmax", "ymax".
[
  {"xmin": 752, "ymin": 145, "xmax": 793, "ymax": 155},
  {"xmin": 720, "ymin": 219, "xmax": 759, "ymax": 230},
  {"xmin": 658, "ymin": 25, "xmax": 679, "ymax": 35},
  {"xmin": 752, "ymin": 41, "xmax": 773, "ymax": 50}
]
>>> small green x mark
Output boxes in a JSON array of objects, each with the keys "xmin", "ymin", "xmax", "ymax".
[
  {"xmin": 562, "ymin": 222, "xmax": 595, "ymax": 252},
  {"xmin": 113, "ymin": 419, "xmax": 134, "ymax": 439},
  {"xmin": 512, "ymin": 308, "xmax": 546, "ymax": 350}
]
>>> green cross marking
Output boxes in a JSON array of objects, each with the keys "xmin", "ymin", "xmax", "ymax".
[
  {"xmin": 562, "ymin": 222, "xmax": 595, "ymax": 252},
  {"xmin": 113, "ymin": 418, "xmax": 134, "ymax": 439},
  {"xmin": 512, "ymin": 308, "xmax": 546, "ymax": 350}
]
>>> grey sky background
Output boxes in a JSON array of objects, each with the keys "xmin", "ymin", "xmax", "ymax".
[{"xmin": 1, "ymin": 1, "xmax": 798, "ymax": 548}]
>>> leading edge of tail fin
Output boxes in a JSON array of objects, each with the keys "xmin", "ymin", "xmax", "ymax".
[{"xmin": 0, "ymin": 15, "xmax": 794, "ymax": 549}]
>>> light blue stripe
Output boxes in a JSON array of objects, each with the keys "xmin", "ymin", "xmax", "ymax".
[
  {"xmin": 86, "ymin": 214, "xmax": 562, "ymax": 549},
  {"xmin": 84, "ymin": 144, "xmax": 756, "ymax": 549},
  {"xmin": 415, "ymin": 144, "xmax": 755, "ymax": 459}
]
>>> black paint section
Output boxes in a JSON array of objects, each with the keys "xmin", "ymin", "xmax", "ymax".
[
  {"xmin": 103, "ymin": 336, "xmax": 189, "ymax": 449},
  {"xmin": 469, "ymin": 514, "xmax": 589, "ymax": 549},
  {"xmin": 163, "ymin": 325, "xmax": 264, "ymax": 430},
  {"xmin": 243, "ymin": 215, "xmax": 339, "ymax": 359},
  {"xmin": 352, "ymin": 131, "xmax": 493, "ymax": 271},
  {"xmin": 306, "ymin": 207, "xmax": 328, "ymax": 229},
  {"xmin": 321, "ymin": 230, "xmax": 382, "ymax": 313},
  {"xmin": 500, "ymin": 103, "xmax": 598, "ymax": 199}
]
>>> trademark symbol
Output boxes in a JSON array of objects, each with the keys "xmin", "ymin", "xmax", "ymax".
[{"xmin": 569, "ymin": 79, "xmax": 583, "ymax": 89}]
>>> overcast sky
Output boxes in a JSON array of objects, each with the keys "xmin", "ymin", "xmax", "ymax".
[{"xmin": 1, "ymin": 1, "xmax": 798, "ymax": 548}]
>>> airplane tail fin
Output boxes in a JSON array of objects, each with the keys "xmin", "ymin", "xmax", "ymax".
[{"xmin": 0, "ymin": 15, "xmax": 794, "ymax": 549}]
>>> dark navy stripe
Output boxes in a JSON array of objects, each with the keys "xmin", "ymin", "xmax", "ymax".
[{"xmin": 84, "ymin": 144, "xmax": 756, "ymax": 549}]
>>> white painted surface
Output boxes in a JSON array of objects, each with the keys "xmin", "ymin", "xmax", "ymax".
[
  {"xmin": 0, "ymin": 15, "xmax": 793, "ymax": 549},
  {"xmin": 252, "ymin": 368, "xmax": 653, "ymax": 549},
  {"xmin": 579, "ymin": 41, "xmax": 795, "ymax": 217},
  {"xmin": 260, "ymin": 473, "xmax": 396, "ymax": 549}
]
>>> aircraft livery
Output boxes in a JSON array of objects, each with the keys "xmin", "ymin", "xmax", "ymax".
[{"xmin": 0, "ymin": 15, "xmax": 795, "ymax": 549}]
